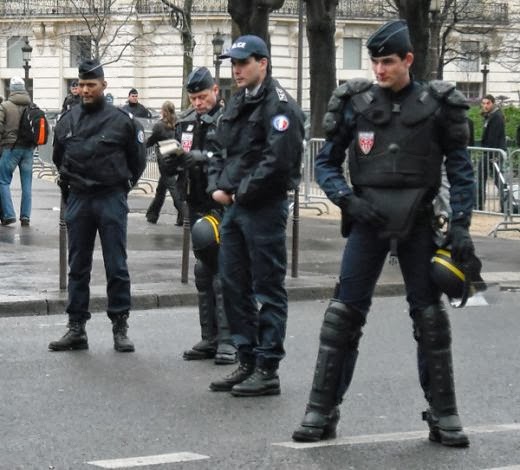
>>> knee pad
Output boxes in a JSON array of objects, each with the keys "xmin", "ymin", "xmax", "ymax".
[
  {"xmin": 416, "ymin": 303, "xmax": 451, "ymax": 351},
  {"xmin": 320, "ymin": 300, "xmax": 365, "ymax": 350},
  {"xmin": 194, "ymin": 260, "xmax": 214, "ymax": 292}
]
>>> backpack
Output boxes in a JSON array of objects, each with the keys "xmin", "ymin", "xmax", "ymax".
[{"xmin": 15, "ymin": 103, "xmax": 49, "ymax": 147}]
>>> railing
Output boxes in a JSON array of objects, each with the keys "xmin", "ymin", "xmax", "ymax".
[{"xmin": 3, "ymin": 1, "xmax": 506, "ymax": 23}]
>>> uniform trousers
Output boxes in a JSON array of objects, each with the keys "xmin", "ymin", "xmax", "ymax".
[
  {"xmin": 65, "ymin": 189, "xmax": 131, "ymax": 323},
  {"xmin": 218, "ymin": 198, "xmax": 289, "ymax": 370},
  {"xmin": 337, "ymin": 220, "xmax": 442, "ymax": 395}
]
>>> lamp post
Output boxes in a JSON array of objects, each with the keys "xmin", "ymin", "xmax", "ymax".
[
  {"xmin": 212, "ymin": 30, "xmax": 224, "ymax": 85},
  {"xmin": 21, "ymin": 38, "xmax": 32, "ymax": 99},
  {"xmin": 429, "ymin": 0, "xmax": 441, "ymax": 80},
  {"xmin": 481, "ymin": 44, "xmax": 490, "ymax": 97}
]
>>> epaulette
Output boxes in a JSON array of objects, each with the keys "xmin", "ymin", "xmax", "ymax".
[
  {"xmin": 429, "ymin": 80, "xmax": 468, "ymax": 109},
  {"xmin": 116, "ymin": 107, "xmax": 134, "ymax": 120},
  {"xmin": 275, "ymin": 87, "xmax": 288, "ymax": 103}
]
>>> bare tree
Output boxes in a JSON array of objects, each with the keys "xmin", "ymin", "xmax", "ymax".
[{"xmin": 58, "ymin": 0, "xmax": 159, "ymax": 67}]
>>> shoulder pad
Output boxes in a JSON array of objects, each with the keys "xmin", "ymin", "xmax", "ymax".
[
  {"xmin": 177, "ymin": 108, "xmax": 197, "ymax": 123},
  {"xmin": 428, "ymin": 80, "xmax": 456, "ymax": 99},
  {"xmin": 333, "ymin": 78, "xmax": 373, "ymax": 99},
  {"xmin": 275, "ymin": 87, "xmax": 288, "ymax": 103},
  {"xmin": 116, "ymin": 107, "xmax": 134, "ymax": 120},
  {"xmin": 445, "ymin": 88, "xmax": 469, "ymax": 109}
]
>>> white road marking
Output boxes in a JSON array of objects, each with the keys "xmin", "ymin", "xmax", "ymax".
[
  {"xmin": 273, "ymin": 423, "xmax": 520, "ymax": 449},
  {"xmin": 87, "ymin": 452, "xmax": 209, "ymax": 468},
  {"xmin": 484, "ymin": 467, "xmax": 520, "ymax": 470}
]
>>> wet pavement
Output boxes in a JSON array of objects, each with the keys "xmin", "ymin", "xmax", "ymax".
[{"xmin": 1, "ymin": 174, "xmax": 519, "ymax": 316}]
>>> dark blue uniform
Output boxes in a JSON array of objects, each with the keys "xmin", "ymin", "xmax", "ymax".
[
  {"xmin": 207, "ymin": 75, "xmax": 305, "ymax": 371},
  {"xmin": 53, "ymin": 102, "xmax": 146, "ymax": 323}
]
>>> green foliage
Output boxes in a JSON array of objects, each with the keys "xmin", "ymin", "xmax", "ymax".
[{"xmin": 468, "ymin": 104, "xmax": 520, "ymax": 148}]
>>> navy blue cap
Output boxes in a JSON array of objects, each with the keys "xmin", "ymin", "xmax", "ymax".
[
  {"xmin": 366, "ymin": 20, "xmax": 412, "ymax": 57},
  {"xmin": 220, "ymin": 35, "xmax": 269, "ymax": 60},
  {"xmin": 186, "ymin": 67, "xmax": 215, "ymax": 93},
  {"xmin": 78, "ymin": 59, "xmax": 104, "ymax": 79}
]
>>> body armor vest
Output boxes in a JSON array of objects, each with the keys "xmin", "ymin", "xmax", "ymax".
[{"xmin": 348, "ymin": 84, "xmax": 444, "ymax": 190}]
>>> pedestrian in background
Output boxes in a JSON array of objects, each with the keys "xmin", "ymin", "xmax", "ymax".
[
  {"xmin": 145, "ymin": 100, "xmax": 183, "ymax": 225},
  {"xmin": 122, "ymin": 88, "xmax": 152, "ymax": 118},
  {"xmin": 61, "ymin": 80, "xmax": 81, "ymax": 113},
  {"xmin": 49, "ymin": 59, "xmax": 146, "ymax": 353},
  {"xmin": 292, "ymin": 20, "xmax": 474, "ymax": 447},
  {"xmin": 0, "ymin": 77, "xmax": 35, "ymax": 226},
  {"xmin": 477, "ymin": 94, "xmax": 506, "ymax": 210},
  {"xmin": 207, "ymin": 36, "xmax": 305, "ymax": 396},
  {"xmin": 158, "ymin": 67, "xmax": 236, "ymax": 365}
]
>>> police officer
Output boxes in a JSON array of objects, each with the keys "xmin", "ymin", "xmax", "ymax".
[
  {"xmin": 49, "ymin": 59, "xmax": 146, "ymax": 353},
  {"xmin": 159, "ymin": 67, "xmax": 236, "ymax": 365},
  {"xmin": 207, "ymin": 36, "xmax": 305, "ymax": 396},
  {"xmin": 122, "ymin": 88, "xmax": 152, "ymax": 118},
  {"xmin": 292, "ymin": 20, "xmax": 475, "ymax": 446},
  {"xmin": 61, "ymin": 80, "xmax": 81, "ymax": 112}
]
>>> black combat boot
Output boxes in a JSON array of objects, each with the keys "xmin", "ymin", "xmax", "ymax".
[
  {"xmin": 213, "ymin": 276, "xmax": 237, "ymax": 365},
  {"xmin": 230, "ymin": 366, "xmax": 280, "ymax": 396},
  {"xmin": 416, "ymin": 304, "xmax": 469, "ymax": 447},
  {"xmin": 48, "ymin": 321, "xmax": 88, "ymax": 351},
  {"xmin": 184, "ymin": 267, "xmax": 218, "ymax": 360},
  {"xmin": 112, "ymin": 314, "xmax": 135, "ymax": 352},
  {"xmin": 292, "ymin": 300, "xmax": 365, "ymax": 442},
  {"xmin": 209, "ymin": 362, "xmax": 255, "ymax": 392}
]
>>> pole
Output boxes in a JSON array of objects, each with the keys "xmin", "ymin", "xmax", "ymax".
[
  {"xmin": 291, "ymin": 0, "xmax": 304, "ymax": 279},
  {"xmin": 59, "ymin": 196, "xmax": 68, "ymax": 290}
]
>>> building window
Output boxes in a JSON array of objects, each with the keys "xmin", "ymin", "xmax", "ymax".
[
  {"xmin": 458, "ymin": 41, "xmax": 479, "ymax": 72},
  {"xmin": 456, "ymin": 82, "xmax": 481, "ymax": 101},
  {"xmin": 7, "ymin": 36, "xmax": 26, "ymax": 68},
  {"xmin": 343, "ymin": 38, "xmax": 362, "ymax": 70},
  {"xmin": 70, "ymin": 36, "xmax": 92, "ymax": 67},
  {"xmin": 218, "ymin": 78, "xmax": 233, "ymax": 104}
]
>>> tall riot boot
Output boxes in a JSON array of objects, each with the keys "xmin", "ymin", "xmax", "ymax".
[
  {"xmin": 49, "ymin": 320, "xmax": 88, "ymax": 351},
  {"xmin": 183, "ymin": 261, "xmax": 217, "ymax": 360},
  {"xmin": 213, "ymin": 275, "xmax": 237, "ymax": 365},
  {"xmin": 112, "ymin": 314, "xmax": 135, "ymax": 352},
  {"xmin": 415, "ymin": 303, "xmax": 469, "ymax": 447},
  {"xmin": 292, "ymin": 300, "xmax": 365, "ymax": 442}
]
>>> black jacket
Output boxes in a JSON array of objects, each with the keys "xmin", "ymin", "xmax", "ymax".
[
  {"xmin": 174, "ymin": 105, "xmax": 222, "ymax": 214},
  {"xmin": 207, "ymin": 76, "xmax": 305, "ymax": 208},
  {"xmin": 121, "ymin": 102, "xmax": 152, "ymax": 119},
  {"xmin": 482, "ymin": 107, "xmax": 506, "ymax": 150},
  {"xmin": 53, "ymin": 102, "xmax": 147, "ymax": 193},
  {"xmin": 61, "ymin": 93, "xmax": 81, "ymax": 113},
  {"xmin": 147, "ymin": 119, "xmax": 175, "ymax": 148}
]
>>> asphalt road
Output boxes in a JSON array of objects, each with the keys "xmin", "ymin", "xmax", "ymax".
[{"xmin": 1, "ymin": 293, "xmax": 519, "ymax": 470}]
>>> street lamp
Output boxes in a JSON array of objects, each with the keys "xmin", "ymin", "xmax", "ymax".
[
  {"xmin": 21, "ymin": 38, "xmax": 32, "ymax": 99},
  {"xmin": 212, "ymin": 30, "xmax": 224, "ymax": 84},
  {"xmin": 429, "ymin": 0, "xmax": 441, "ymax": 80},
  {"xmin": 481, "ymin": 43, "xmax": 490, "ymax": 97}
]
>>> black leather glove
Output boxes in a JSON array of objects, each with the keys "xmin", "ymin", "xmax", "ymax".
[
  {"xmin": 158, "ymin": 152, "xmax": 181, "ymax": 176},
  {"xmin": 449, "ymin": 223, "xmax": 475, "ymax": 263},
  {"xmin": 340, "ymin": 195, "xmax": 386, "ymax": 227},
  {"xmin": 184, "ymin": 150, "xmax": 208, "ymax": 168}
]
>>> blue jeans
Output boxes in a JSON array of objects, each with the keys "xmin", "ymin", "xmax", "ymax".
[
  {"xmin": 219, "ymin": 199, "xmax": 289, "ymax": 369},
  {"xmin": 0, "ymin": 147, "xmax": 34, "ymax": 220},
  {"xmin": 65, "ymin": 190, "xmax": 131, "ymax": 323}
]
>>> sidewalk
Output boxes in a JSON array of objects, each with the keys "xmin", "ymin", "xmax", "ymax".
[{"xmin": 1, "ymin": 175, "xmax": 519, "ymax": 317}]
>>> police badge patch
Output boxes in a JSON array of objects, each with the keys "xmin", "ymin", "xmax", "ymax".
[
  {"xmin": 358, "ymin": 131, "xmax": 374, "ymax": 155},
  {"xmin": 272, "ymin": 115, "xmax": 290, "ymax": 132},
  {"xmin": 137, "ymin": 130, "xmax": 145, "ymax": 143}
]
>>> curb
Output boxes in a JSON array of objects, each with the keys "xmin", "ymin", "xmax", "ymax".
[{"xmin": 0, "ymin": 282, "xmax": 407, "ymax": 319}]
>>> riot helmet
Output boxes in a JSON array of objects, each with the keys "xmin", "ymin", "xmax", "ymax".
[{"xmin": 191, "ymin": 213, "xmax": 221, "ymax": 271}]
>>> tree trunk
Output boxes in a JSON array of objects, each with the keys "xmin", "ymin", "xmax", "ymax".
[
  {"xmin": 182, "ymin": 0, "xmax": 194, "ymax": 110},
  {"xmin": 305, "ymin": 0, "xmax": 337, "ymax": 138},
  {"xmin": 394, "ymin": 0, "xmax": 431, "ymax": 81}
]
